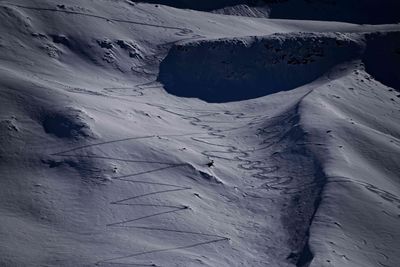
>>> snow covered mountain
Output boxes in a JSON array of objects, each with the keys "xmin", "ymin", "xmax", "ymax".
[{"xmin": 0, "ymin": 0, "xmax": 399, "ymax": 266}]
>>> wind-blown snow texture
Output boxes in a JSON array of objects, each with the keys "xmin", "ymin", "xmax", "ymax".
[{"xmin": 0, "ymin": 0, "xmax": 399, "ymax": 267}]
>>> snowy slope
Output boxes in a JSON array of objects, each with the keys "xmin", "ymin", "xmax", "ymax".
[
  {"xmin": 131, "ymin": 0, "xmax": 264, "ymax": 11},
  {"xmin": 0, "ymin": 0, "xmax": 399, "ymax": 266},
  {"xmin": 302, "ymin": 64, "xmax": 400, "ymax": 267}
]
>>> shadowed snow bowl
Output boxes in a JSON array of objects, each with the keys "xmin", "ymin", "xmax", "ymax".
[{"xmin": 158, "ymin": 33, "xmax": 362, "ymax": 103}]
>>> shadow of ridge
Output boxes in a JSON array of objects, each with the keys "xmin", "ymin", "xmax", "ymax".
[
  {"xmin": 363, "ymin": 31, "xmax": 400, "ymax": 92},
  {"xmin": 158, "ymin": 33, "xmax": 362, "ymax": 103},
  {"xmin": 296, "ymin": 242, "xmax": 313, "ymax": 267}
]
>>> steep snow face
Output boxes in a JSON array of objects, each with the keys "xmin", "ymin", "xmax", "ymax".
[
  {"xmin": 211, "ymin": 4, "xmax": 270, "ymax": 18},
  {"xmin": 0, "ymin": 0, "xmax": 400, "ymax": 267},
  {"xmin": 159, "ymin": 33, "xmax": 362, "ymax": 102}
]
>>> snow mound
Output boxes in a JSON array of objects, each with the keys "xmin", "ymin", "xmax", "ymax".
[
  {"xmin": 39, "ymin": 107, "xmax": 95, "ymax": 140},
  {"xmin": 159, "ymin": 33, "xmax": 362, "ymax": 102}
]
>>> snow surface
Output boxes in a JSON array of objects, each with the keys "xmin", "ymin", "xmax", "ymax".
[{"xmin": 0, "ymin": 0, "xmax": 399, "ymax": 266}]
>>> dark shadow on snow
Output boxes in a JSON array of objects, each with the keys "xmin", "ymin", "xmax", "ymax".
[
  {"xmin": 363, "ymin": 31, "xmax": 400, "ymax": 91},
  {"xmin": 158, "ymin": 33, "xmax": 362, "ymax": 103}
]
